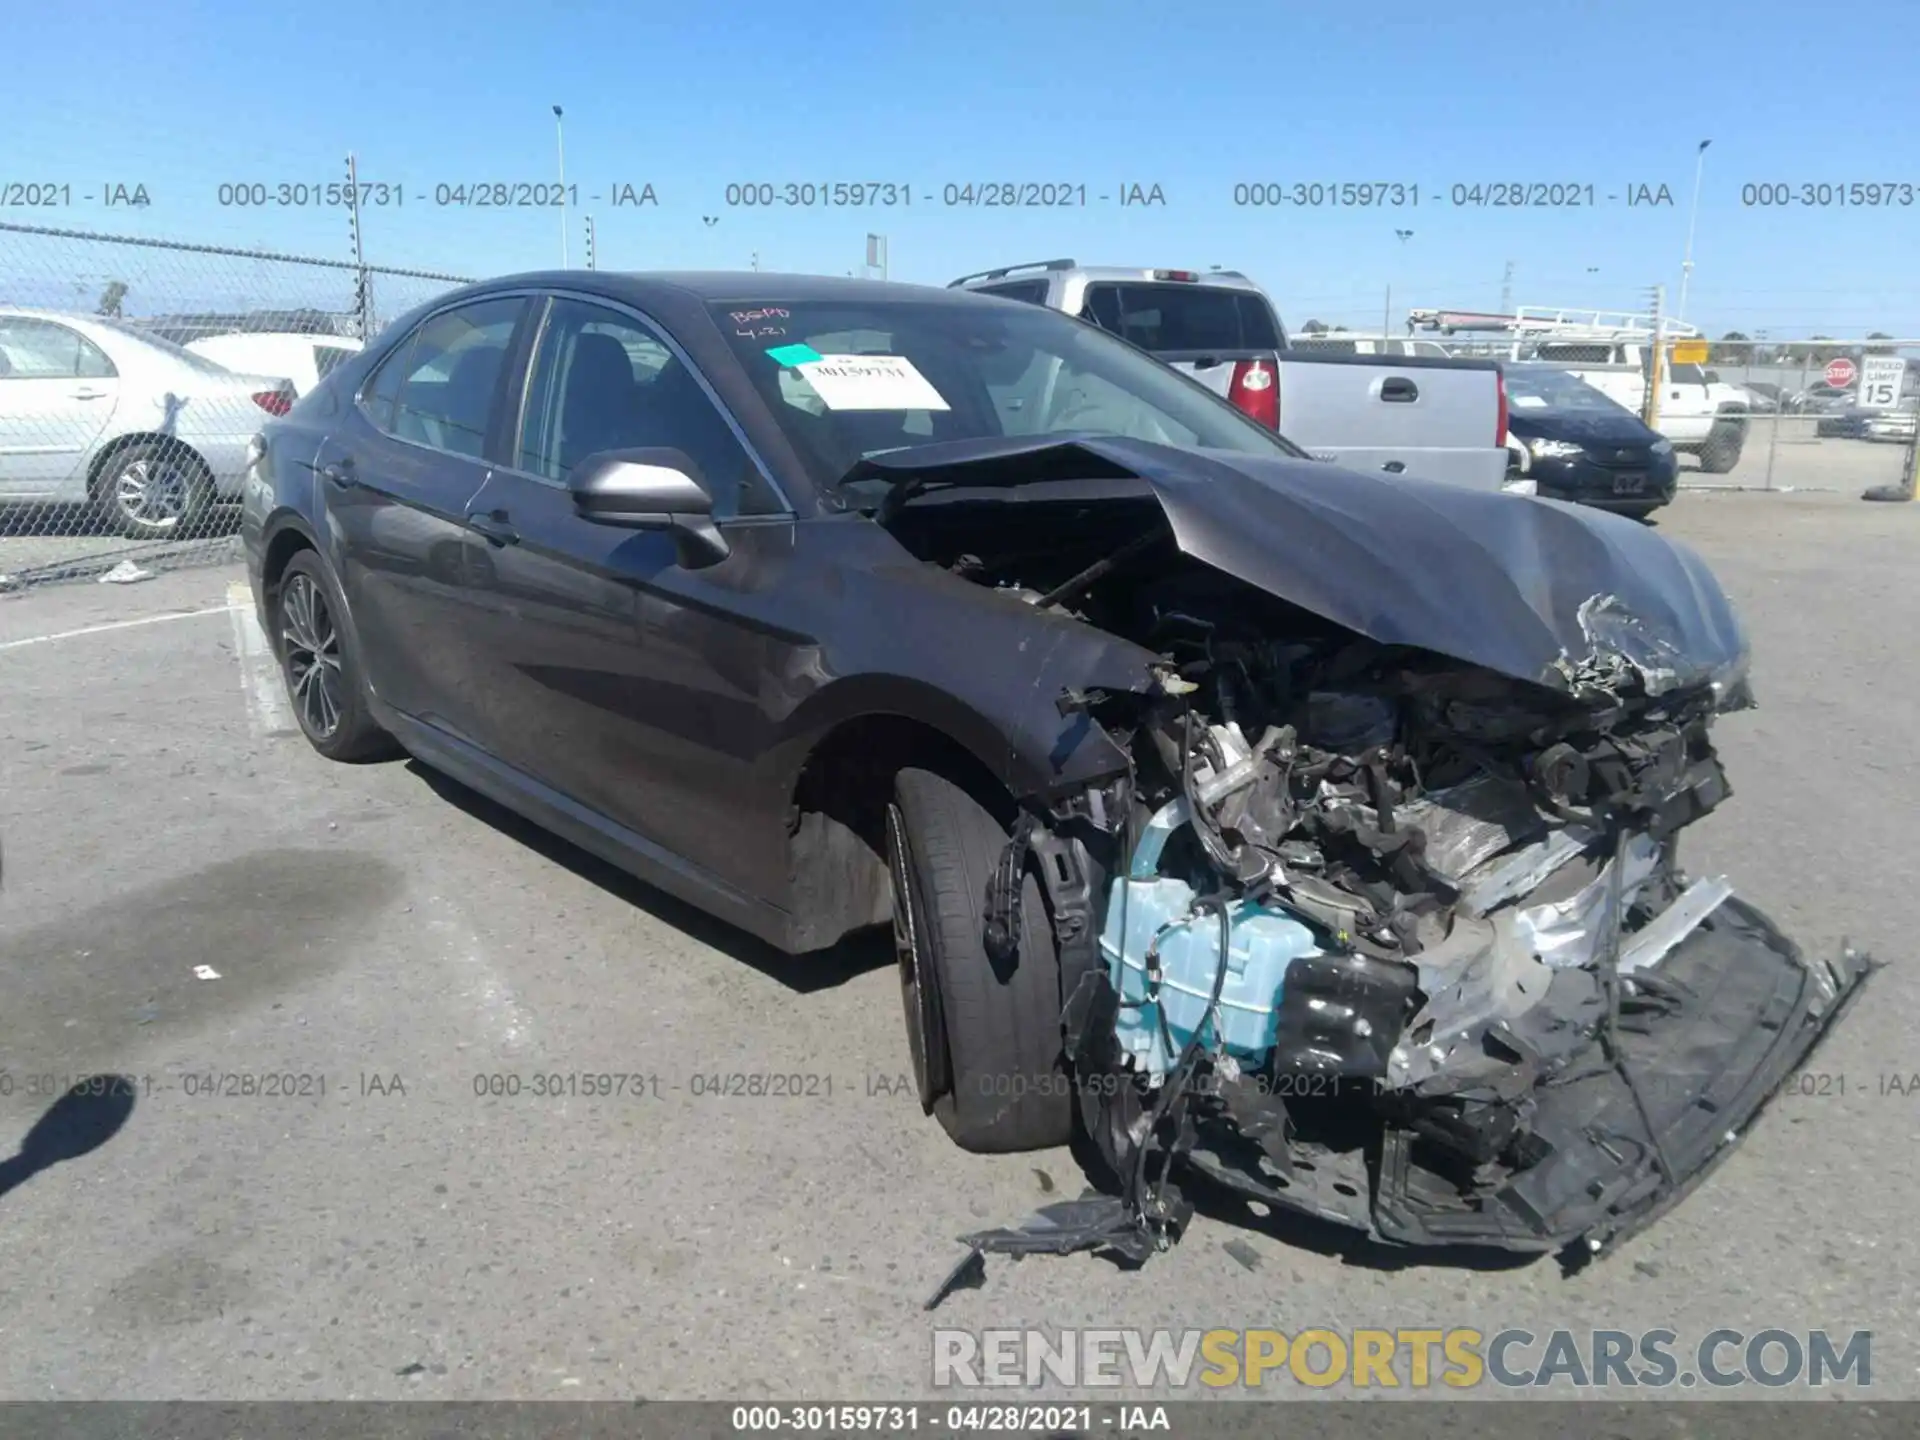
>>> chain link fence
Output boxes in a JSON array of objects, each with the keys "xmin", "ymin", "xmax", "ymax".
[
  {"xmin": 0, "ymin": 221, "xmax": 470, "ymax": 591},
  {"xmin": 1678, "ymin": 337, "xmax": 1918, "ymax": 499}
]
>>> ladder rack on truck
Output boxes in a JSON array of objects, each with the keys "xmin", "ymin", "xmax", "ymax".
[{"xmin": 1405, "ymin": 306, "xmax": 1701, "ymax": 360}]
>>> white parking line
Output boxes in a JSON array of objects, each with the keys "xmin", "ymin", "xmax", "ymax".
[
  {"xmin": 0, "ymin": 603, "xmax": 237, "ymax": 652},
  {"xmin": 226, "ymin": 580, "xmax": 299, "ymax": 738}
]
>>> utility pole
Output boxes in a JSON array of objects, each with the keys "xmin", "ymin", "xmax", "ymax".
[
  {"xmin": 1500, "ymin": 259, "xmax": 1514, "ymax": 315},
  {"xmin": 584, "ymin": 215, "xmax": 596, "ymax": 271},
  {"xmin": 1678, "ymin": 139, "xmax": 1711, "ymax": 322},
  {"xmin": 1645, "ymin": 284, "xmax": 1666, "ymax": 432},
  {"xmin": 751, "ymin": 251, "xmax": 759, "ymax": 272},
  {"xmin": 553, "ymin": 105, "xmax": 569, "ymax": 267}
]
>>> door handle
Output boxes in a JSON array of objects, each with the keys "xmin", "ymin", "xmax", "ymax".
[
  {"xmin": 466, "ymin": 510, "xmax": 520, "ymax": 547},
  {"xmin": 1379, "ymin": 377, "xmax": 1419, "ymax": 403},
  {"xmin": 300, "ymin": 455, "xmax": 360, "ymax": 488},
  {"xmin": 71, "ymin": 388, "xmax": 109, "ymax": 400},
  {"xmin": 1381, "ymin": 460, "xmax": 1407, "ymax": 473}
]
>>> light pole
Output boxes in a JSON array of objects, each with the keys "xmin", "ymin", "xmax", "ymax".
[
  {"xmin": 1386, "ymin": 228, "xmax": 1413, "ymax": 334},
  {"xmin": 1677, "ymin": 139, "xmax": 1710, "ymax": 323},
  {"xmin": 553, "ymin": 105, "xmax": 569, "ymax": 267}
]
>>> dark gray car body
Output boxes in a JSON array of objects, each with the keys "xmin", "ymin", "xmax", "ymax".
[{"xmin": 241, "ymin": 272, "xmax": 1867, "ymax": 1268}]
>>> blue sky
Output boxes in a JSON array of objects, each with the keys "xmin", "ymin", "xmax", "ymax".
[{"xmin": 7, "ymin": 0, "xmax": 1919, "ymax": 339}]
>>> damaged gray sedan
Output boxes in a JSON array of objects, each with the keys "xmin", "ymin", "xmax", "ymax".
[{"xmin": 246, "ymin": 273, "xmax": 1871, "ymax": 1279}]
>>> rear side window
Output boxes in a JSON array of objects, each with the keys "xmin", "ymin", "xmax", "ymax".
[
  {"xmin": 360, "ymin": 296, "xmax": 526, "ymax": 457},
  {"xmin": 974, "ymin": 280, "xmax": 1050, "ymax": 305},
  {"xmin": 1078, "ymin": 283, "xmax": 1281, "ymax": 353}
]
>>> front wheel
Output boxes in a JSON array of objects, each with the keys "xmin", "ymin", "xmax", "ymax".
[
  {"xmin": 95, "ymin": 440, "xmax": 213, "ymax": 540},
  {"xmin": 887, "ymin": 768, "xmax": 1070, "ymax": 1153}
]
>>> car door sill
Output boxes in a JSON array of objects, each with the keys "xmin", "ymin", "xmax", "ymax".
[{"xmin": 379, "ymin": 706, "xmax": 796, "ymax": 952}]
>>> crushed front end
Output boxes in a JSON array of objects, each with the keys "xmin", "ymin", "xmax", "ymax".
[
  {"xmin": 867, "ymin": 442, "xmax": 1876, "ymax": 1298},
  {"xmin": 954, "ymin": 591, "xmax": 1871, "ymax": 1280}
]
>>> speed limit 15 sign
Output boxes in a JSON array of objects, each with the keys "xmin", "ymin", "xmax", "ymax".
[{"xmin": 1857, "ymin": 355, "xmax": 1907, "ymax": 411}]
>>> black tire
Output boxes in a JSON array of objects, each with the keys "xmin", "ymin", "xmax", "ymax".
[
  {"xmin": 887, "ymin": 767, "xmax": 1070, "ymax": 1153},
  {"xmin": 1615, "ymin": 503, "xmax": 1661, "ymax": 522},
  {"xmin": 1697, "ymin": 423, "xmax": 1744, "ymax": 475},
  {"xmin": 272, "ymin": 551, "xmax": 399, "ymax": 762},
  {"xmin": 93, "ymin": 439, "xmax": 214, "ymax": 540}
]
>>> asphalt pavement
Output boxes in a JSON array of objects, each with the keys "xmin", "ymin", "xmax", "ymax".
[{"xmin": 0, "ymin": 491, "xmax": 1915, "ymax": 1401}]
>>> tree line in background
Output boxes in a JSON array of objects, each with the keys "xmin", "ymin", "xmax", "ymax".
[{"xmin": 1711, "ymin": 331, "xmax": 1899, "ymax": 364}]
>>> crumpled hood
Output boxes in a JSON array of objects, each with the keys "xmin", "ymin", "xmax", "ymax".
[{"xmin": 865, "ymin": 435, "xmax": 1749, "ymax": 697}]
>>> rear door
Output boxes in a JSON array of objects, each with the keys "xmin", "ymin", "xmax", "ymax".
[
  {"xmin": 316, "ymin": 294, "xmax": 532, "ymax": 738},
  {"xmin": 0, "ymin": 317, "xmax": 120, "ymax": 494}
]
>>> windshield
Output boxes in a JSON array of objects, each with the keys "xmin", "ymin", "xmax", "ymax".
[
  {"xmin": 1504, "ymin": 365, "xmax": 1634, "ymax": 415},
  {"xmin": 709, "ymin": 297, "xmax": 1306, "ymax": 504}
]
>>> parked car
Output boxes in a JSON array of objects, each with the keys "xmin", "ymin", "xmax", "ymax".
[
  {"xmin": 1733, "ymin": 380, "xmax": 1782, "ymax": 413},
  {"xmin": 0, "ymin": 306, "xmax": 297, "ymax": 538},
  {"xmin": 1502, "ymin": 363, "xmax": 1678, "ymax": 518},
  {"xmin": 1864, "ymin": 408, "xmax": 1918, "ymax": 443},
  {"xmin": 947, "ymin": 260, "xmax": 1511, "ymax": 492},
  {"xmin": 1528, "ymin": 349, "xmax": 1748, "ymax": 472},
  {"xmin": 244, "ymin": 270, "xmax": 1866, "ymax": 1266},
  {"xmin": 1788, "ymin": 380, "xmax": 1853, "ymax": 415},
  {"xmin": 185, "ymin": 331, "xmax": 364, "ymax": 397}
]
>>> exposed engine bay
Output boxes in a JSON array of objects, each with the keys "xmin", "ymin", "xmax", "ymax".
[{"xmin": 882, "ymin": 488, "xmax": 1872, "ymax": 1302}]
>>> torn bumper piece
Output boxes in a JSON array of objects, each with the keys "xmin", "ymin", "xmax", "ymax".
[{"xmin": 939, "ymin": 898, "xmax": 1872, "ymax": 1290}]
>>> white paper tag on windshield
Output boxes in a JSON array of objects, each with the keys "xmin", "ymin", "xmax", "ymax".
[{"xmin": 794, "ymin": 354, "xmax": 950, "ymax": 411}]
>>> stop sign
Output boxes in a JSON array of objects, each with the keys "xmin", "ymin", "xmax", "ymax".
[{"xmin": 1825, "ymin": 357, "xmax": 1857, "ymax": 389}]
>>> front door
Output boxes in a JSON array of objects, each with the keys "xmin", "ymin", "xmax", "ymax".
[{"xmin": 456, "ymin": 294, "xmax": 799, "ymax": 896}]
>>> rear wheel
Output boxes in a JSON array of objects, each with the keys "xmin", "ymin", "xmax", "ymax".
[
  {"xmin": 1697, "ymin": 422, "xmax": 1745, "ymax": 475},
  {"xmin": 887, "ymin": 767, "xmax": 1070, "ymax": 1153},
  {"xmin": 273, "ymin": 551, "xmax": 398, "ymax": 762}
]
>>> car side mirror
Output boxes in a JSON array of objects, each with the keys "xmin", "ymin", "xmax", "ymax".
[{"xmin": 569, "ymin": 447, "xmax": 730, "ymax": 568}]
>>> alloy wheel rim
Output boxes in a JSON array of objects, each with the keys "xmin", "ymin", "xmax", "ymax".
[
  {"xmin": 280, "ymin": 574, "xmax": 345, "ymax": 739},
  {"xmin": 886, "ymin": 803, "xmax": 939, "ymax": 1110},
  {"xmin": 115, "ymin": 458, "xmax": 189, "ymax": 526}
]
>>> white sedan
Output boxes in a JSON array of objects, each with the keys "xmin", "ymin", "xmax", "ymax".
[{"xmin": 0, "ymin": 306, "xmax": 297, "ymax": 539}]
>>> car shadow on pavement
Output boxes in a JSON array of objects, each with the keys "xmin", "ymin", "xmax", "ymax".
[
  {"xmin": 407, "ymin": 761, "xmax": 894, "ymax": 994},
  {"xmin": 0, "ymin": 1079, "xmax": 137, "ymax": 1206}
]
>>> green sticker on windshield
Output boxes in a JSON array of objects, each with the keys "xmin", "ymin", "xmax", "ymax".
[{"xmin": 766, "ymin": 343, "xmax": 822, "ymax": 367}]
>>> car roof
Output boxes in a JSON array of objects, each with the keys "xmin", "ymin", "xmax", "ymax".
[{"xmin": 472, "ymin": 271, "xmax": 993, "ymax": 308}]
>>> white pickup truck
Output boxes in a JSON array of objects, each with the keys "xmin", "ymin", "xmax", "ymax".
[
  {"xmin": 949, "ymin": 261, "xmax": 1512, "ymax": 493},
  {"xmin": 1408, "ymin": 307, "xmax": 1752, "ymax": 473}
]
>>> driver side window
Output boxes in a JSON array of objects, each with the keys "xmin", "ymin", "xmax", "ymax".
[{"xmin": 518, "ymin": 298, "xmax": 784, "ymax": 517}]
